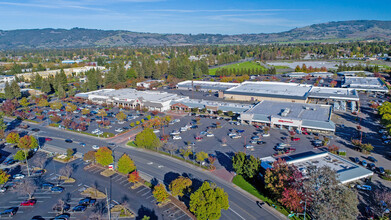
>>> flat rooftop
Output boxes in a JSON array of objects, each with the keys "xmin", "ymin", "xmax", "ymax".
[
  {"xmin": 177, "ymin": 80, "xmax": 239, "ymax": 91},
  {"xmin": 171, "ymin": 98, "xmax": 252, "ymax": 113},
  {"xmin": 225, "ymin": 81, "xmax": 312, "ymax": 100},
  {"xmin": 342, "ymin": 77, "xmax": 388, "ymax": 91},
  {"xmin": 338, "ymin": 71, "xmax": 374, "ymax": 76},
  {"xmin": 309, "ymin": 87, "xmax": 359, "ymax": 101},
  {"xmin": 77, "ymin": 88, "xmax": 181, "ymax": 102},
  {"xmin": 244, "ymin": 100, "xmax": 331, "ymax": 122},
  {"xmin": 282, "ymin": 151, "xmax": 373, "ymax": 184}
]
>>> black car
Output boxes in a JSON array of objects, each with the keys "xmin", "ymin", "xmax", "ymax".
[
  {"xmin": 0, "ymin": 207, "xmax": 18, "ymax": 217},
  {"xmin": 78, "ymin": 197, "xmax": 96, "ymax": 207},
  {"xmin": 367, "ymin": 156, "xmax": 378, "ymax": 162},
  {"xmin": 353, "ymin": 157, "xmax": 360, "ymax": 163},
  {"xmin": 32, "ymin": 128, "xmax": 40, "ymax": 132},
  {"xmin": 377, "ymin": 167, "xmax": 385, "ymax": 175},
  {"xmin": 257, "ymin": 141, "xmax": 266, "ymax": 145},
  {"xmin": 52, "ymin": 213, "xmax": 70, "ymax": 220},
  {"xmin": 368, "ymin": 163, "xmax": 376, "ymax": 170},
  {"xmin": 53, "ymin": 203, "xmax": 70, "ymax": 212},
  {"xmin": 3, "ymin": 158, "xmax": 16, "ymax": 165},
  {"xmin": 72, "ymin": 205, "xmax": 87, "ymax": 212},
  {"xmin": 40, "ymin": 182, "xmax": 54, "ymax": 189},
  {"xmin": 33, "ymin": 170, "xmax": 45, "ymax": 176},
  {"xmin": 31, "ymin": 216, "xmax": 45, "ymax": 220},
  {"xmin": 65, "ymin": 139, "xmax": 73, "ymax": 143}
]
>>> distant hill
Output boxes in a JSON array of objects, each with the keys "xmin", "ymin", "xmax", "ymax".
[{"xmin": 0, "ymin": 20, "xmax": 390, "ymax": 49}]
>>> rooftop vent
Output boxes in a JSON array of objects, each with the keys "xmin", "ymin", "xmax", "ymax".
[{"xmin": 281, "ymin": 108, "xmax": 290, "ymax": 117}]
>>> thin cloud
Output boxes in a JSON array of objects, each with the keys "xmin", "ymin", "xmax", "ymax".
[
  {"xmin": 144, "ymin": 9, "xmax": 309, "ymax": 13},
  {"xmin": 0, "ymin": 1, "xmax": 109, "ymax": 11}
]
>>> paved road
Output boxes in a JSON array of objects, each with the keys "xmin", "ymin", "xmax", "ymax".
[{"xmin": 6, "ymin": 119, "xmax": 283, "ymax": 220}]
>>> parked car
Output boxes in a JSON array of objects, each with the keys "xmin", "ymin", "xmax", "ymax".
[
  {"xmin": 92, "ymin": 145, "xmax": 100, "ymax": 150},
  {"xmin": 249, "ymin": 140, "xmax": 258, "ymax": 144},
  {"xmin": 78, "ymin": 197, "xmax": 96, "ymax": 207},
  {"xmin": 3, "ymin": 159, "xmax": 16, "ymax": 165},
  {"xmin": 245, "ymin": 145, "xmax": 254, "ymax": 150},
  {"xmin": 356, "ymin": 185, "xmax": 372, "ymax": 191},
  {"xmin": 20, "ymin": 199, "xmax": 36, "ymax": 206},
  {"xmin": 291, "ymin": 137, "xmax": 300, "ymax": 141},
  {"xmin": 206, "ymin": 133, "xmax": 214, "ymax": 137},
  {"xmin": 153, "ymin": 129, "xmax": 160, "ymax": 133},
  {"xmin": 173, "ymin": 136, "xmax": 182, "ymax": 140},
  {"xmin": 0, "ymin": 187, "xmax": 7, "ymax": 193},
  {"xmin": 40, "ymin": 182, "xmax": 54, "ymax": 189},
  {"xmin": 262, "ymin": 133, "xmax": 270, "ymax": 137},
  {"xmin": 13, "ymin": 174, "xmax": 25, "ymax": 179},
  {"xmin": 115, "ymin": 128, "xmax": 124, "ymax": 133},
  {"xmin": 361, "ymin": 160, "xmax": 367, "ymax": 167},
  {"xmin": 0, "ymin": 207, "xmax": 18, "ymax": 217},
  {"xmin": 367, "ymin": 156, "xmax": 377, "ymax": 162},
  {"xmin": 33, "ymin": 170, "xmax": 45, "ymax": 175},
  {"xmin": 228, "ymin": 133, "xmax": 237, "ymax": 137},
  {"xmin": 79, "ymin": 143, "xmax": 86, "ymax": 147},
  {"xmin": 251, "ymin": 136, "xmax": 260, "ymax": 140},
  {"xmin": 368, "ymin": 163, "xmax": 376, "ymax": 170},
  {"xmin": 195, "ymin": 136, "xmax": 203, "ymax": 140},
  {"xmin": 170, "ymin": 130, "xmax": 180, "ymax": 135},
  {"xmin": 377, "ymin": 167, "xmax": 385, "ymax": 175},
  {"xmin": 257, "ymin": 141, "xmax": 266, "ymax": 145},
  {"xmin": 53, "ymin": 203, "xmax": 70, "ymax": 212},
  {"xmin": 72, "ymin": 205, "xmax": 87, "ymax": 212},
  {"xmin": 50, "ymin": 186, "xmax": 64, "ymax": 193},
  {"xmin": 353, "ymin": 157, "xmax": 360, "ymax": 163}
]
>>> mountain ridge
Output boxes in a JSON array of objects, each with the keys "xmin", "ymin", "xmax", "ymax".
[{"xmin": 0, "ymin": 20, "xmax": 390, "ymax": 49}]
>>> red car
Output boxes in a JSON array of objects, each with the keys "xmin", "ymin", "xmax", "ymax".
[
  {"xmin": 195, "ymin": 136, "xmax": 203, "ymax": 140},
  {"xmin": 291, "ymin": 137, "xmax": 300, "ymax": 141},
  {"xmin": 302, "ymin": 132, "xmax": 309, "ymax": 135},
  {"xmin": 20, "ymin": 199, "xmax": 36, "ymax": 206},
  {"xmin": 45, "ymin": 137, "xmax": 53, "ymax": 141}
]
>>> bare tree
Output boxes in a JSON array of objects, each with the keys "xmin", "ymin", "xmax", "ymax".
[
  {"xmin": 13, "ymin": 178, "xmax": 37, "ymax": 199},
  {"xmin": 163, "ymin": 143, "xmax": 177, "ymax": 156},
  {"xmin": 52, "ymin": 198, "xmax": 65, "ymax": 213},
  {"xmin": 33, "ymin": 155, "xmax": 47, "ymax": 169},
  {"xmin": 59, "ymin": 164, "xmax": 73, "ymax": 179},
  {"xmin": 121, "ymin": 200, "xmax": 129, "ymax": 216}
]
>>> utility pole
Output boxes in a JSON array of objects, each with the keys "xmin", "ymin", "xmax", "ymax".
[{"xmin": 106, "ymin": 188, "xmax": 111, "ymax": 220}]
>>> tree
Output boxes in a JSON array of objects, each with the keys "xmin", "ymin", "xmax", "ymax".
[
  {"xmin": 117, "ymin": 154, "xmax": 136, "ymax": 174},
  {"xmin": 95, "ymin": 147, "xmax": 113, "ymax": 166},
  {"xmin": 189, "ymin": 181, "xmax": 229, "ymax": 220},
  {"xmin": 50, "ymin": 115, "xmax": 61, "ymax": 123},
  {"xmin": 14, "ymin": 150, "xmax": 28, "ymax": 161},
  {"xmin": 0, "ymin": 169, "xmax": 10, "ymax": 184},
  {"xmin": 243, "ymin": 155, "xmax": 259, "ymax": 179},
  {"xmin": 195, "ymin": 151, "xmax": 208, "ymax": 165},
  {"xmin": 280, "ymin": 188, "xmax": 303, "ymax": 212},
  {"xmin": 6, "ymin": 132, "xmax": 20, "ymax": 144},
  {"xmin": 169, "ymin": 176, "xmax": 192, "ymax": 197},
  {"xmin": 128, "ymin": 170, "xmax": 140, "ymax": 183},
  {"xmin": 180, "ymin": 148, "xmax": 192, "ymax": 161},
  {"xmin": 50, "ymin": 101, "xmax": 63, "ymax": 110},
  {"xmin": 2, "ymin": 99, "xmax": 17, "ymax": 115},
  {"xmin": 37, "ymin": 98, "xmax": 49, "ymax": 107},
  {"xmin": 304, "ymin": 166, "xmax": 359, "ymax": 220},
  {"xmin": 33, "ymin": 155, "xmax": 47, "ymax": 169},
  {"xmin": 83, "ymin": 151, "xmax": 96, "ymax": 163},
  {"xmin": 10, "ymin": 80, "xmax": 21, "ymax": 99},
  {"xmin": 66, "ymin": 148, "xmax": 75, "ymax": 158},
  {"xmin": 97, "ymin": 109, "xmax": 107, "ymax": 122},
  {"xmin": 4, "ymin": 82, "xmax": 13, "ymax": 100},
  {"xmin": 134, "ymin": 128, "xmax": 161, "ymax": 150},
  {"xmin": 264, "ymin": 158, "xmax": 293, "ymax": 199},
  {"xmin": 65, "ymin": 103, "xmax": 77, "ymax": 114},
  {"xmin": 81, "ymin": 108, "xmax": 90, "ymax": 115},
  {"xmin": 116, "ymin": 111, "xmax": 127, "ymax": 122},
  {"xmin": 13, "ymin": 178, "xmax": 37, "ymax": 199},
  {"xmin": 19, "ymin": 97, "xmax": 30, "ymax": 107},
  {"xmin": 153, "ymin": 183, "xmax": 169, "ymax": 203},
  {"xmin": 57, "ymin": 84, "xmax": 66, "ymax": 99},
  {"xmin": 163, "ymin": 143, "xmax": 176, "ymax": 156},
  {"xmin": 60, "ymin": 164, "xmax": 73, "ymax": 179},
  {"xmin": 232, "ymin": 152, "xmax": 246, "ymax": 175}
]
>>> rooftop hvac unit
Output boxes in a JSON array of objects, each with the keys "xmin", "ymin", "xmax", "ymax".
[{"xmin": 281, "ymin": 108, "xmax": 291, "ymax": 117}]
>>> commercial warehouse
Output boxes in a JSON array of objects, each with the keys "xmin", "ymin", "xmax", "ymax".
[
  {"xmin": 261, "ymin": 151, "xmax": 373, "ymax": 184},
  {"xmin": 342, "ymin": 77, "xmax": 388, "ymax": 92},
  {"xmin": 223, "ymin": 81, "xmax": 312, "ymax": 103},
  {"xmin": 308, "ymin": 87, "xmax": 360, "ymax": 112},
  {"xmin": 337, "ymin": 71, "xmax": 374, "ymax": 77},
  {"xmin": 170, "ymin": 98, "xmax": 252, "ymax": 114},
  {"xmin": 76, "ymin": 88, "xmax": 184, "ymax": 112},
  {"xmin": 240, "ymin": 100, "xmax": 335, "ymax": 133},
  {"xmin": 177, "ymin": 80, "xmax": 239, "ymax": 92}
]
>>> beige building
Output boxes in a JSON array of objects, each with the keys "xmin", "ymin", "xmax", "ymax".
[{"xmin": 16, "ymin": 66, "xmax": 105, "ymax": 80}]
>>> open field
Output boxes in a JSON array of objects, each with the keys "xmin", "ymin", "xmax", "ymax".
[{"xmin": 209, "ymin": 61, "xmax": 266, "ymax": 75}]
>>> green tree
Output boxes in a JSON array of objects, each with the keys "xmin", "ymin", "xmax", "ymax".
[
  {"xmin": 153, "ymin": 183, "xmax": 169, "ymax": 203},
  {"xmin": 134, "ymin": 128, "xmax": 161, "ymax": 150},
  {"xmin": 97, "ymin": 109, "xmax": 107, "ymax": 121},
  {"xmin": 14, "ymin": 150, "xmax": 28, "ymax": 161},
  {"xmin": 10, "ymin": 80, "xmax": 21, "ymax": 99},
  {"xmin": 95, "ymin": 147, "xmax": 113, "ymax": 166},
  {"xmin": 189, "ymin": 181, "xmax": 229, "ymax": 220},
  {"xmin": 6, "ymin": 132, "xmax": 20, "ymax": 144},
  {"xmin": 65, "ymin": 103, "xmax": 77, "ymax": 114},
  {"xmin": 50, "ymin": 101, "xmax": 63, "ymax": 110},
  {"xmin": 116, "ymin": 111, "xmax": 127, "ymax": 122},
  {"xmin": 81, "ymin": 108, "xmax": 90, "ymax": 115},
  {"xmin": 37, "ymin": 98, "xmax": 49, "ymax": 107},
  {"xmin": 232, "ymin": 152, "xmax": 246, "ymax": 175},
  {"xmin": 195, "ymin": 151, "xmax": 208, "ymax": 165},
  {"xmin": 41, "ymin": 78, "xmax": 52, "ymax": 93},
  {"xmin": 18, "ymin": 135, "xmax": 38, "ymax": 177},
  {"xmin": 243, "ymin": 155, "xmax": 259, "ymax": 179},
  {"xmin": 19, "ymin": 97, "xmax": 30, "ymax": 107},
  {"xmin": 4, "ymin": 82, "xmax": 13, "ymax": 100},
  {"xmin": 117, "ymin": 154, "xmax": 136, "ymax": 174},
  {"xmin": 0, "ymin": 169, "xmax": 10, "ymax": 184},
  {"xmin": 169, "ymin": 176, "xmax": 192, "ymax": 197},
  {"xmin": 57, "ymin": 84, "xmax": 66, "ymax": 99}
]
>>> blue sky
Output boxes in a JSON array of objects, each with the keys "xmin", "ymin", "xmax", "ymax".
[{"xmin": 0, "ymin": 0, "xmax": 390, "ymax": 34}]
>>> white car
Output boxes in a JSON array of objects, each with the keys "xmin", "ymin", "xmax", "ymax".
[
  {"xmin": 0, "ymin": 187, "xmax": 6, "ymax": 193},
  {"xmin": 228, "ymin": 133, "xmax": 237, "ymax": 137},
  {"xmin": 73, "ymin": 110, "xmax": 79, "ymax": 114},
  {"xmin": 173, "ymin": 136, "xmax": 182, "ymax": 140},
  {"xmin": 115, "ymin": 128, "xmax": 124, "ymax": 133},
  {"xmin": 262, "ymin": 133, "xmax": 270, "ymax": 137},
  {"xmin": 180, "ymin": 127, "xmax": 188, "ymax": 132},
  {"xmin": 206, "ymin": 133, "xmax": 214, "ymax": 137},
  {"xmin": 92, "ymin": 145, "xmax": 100, "ymax": 150},
  {"xmin": 96, "ymin": 131, "xmax": 104, "ymax": 135},
  {"xmin": 245, "ymin": 145, "xmax": 254, "ymax": 149},
  {"xmin": 13, "ymin": 174, "xmax": 25, "ymax": 179},
  {"xmin": 170, "ymin": 131, "xmax": 180, "ymax": 135},
  {"xmin": 153, "ymin": 129, "xmax": 160, "ymax": 133},
  {"xmin": 118, "ymin": 121, "xmax": 125, "ymax": 124}
]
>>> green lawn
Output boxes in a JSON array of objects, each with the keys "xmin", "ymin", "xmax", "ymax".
[
  {"xmin": 273, "ymin": 65, "xmax": 291, "ymax": 69},
  {"xmin": 209, "ymin": 61, "xmax": 266, "ymax": 75},
  {"xmin": 232, "ymin": 175, "xmax": 302, "ymax": 219}
]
